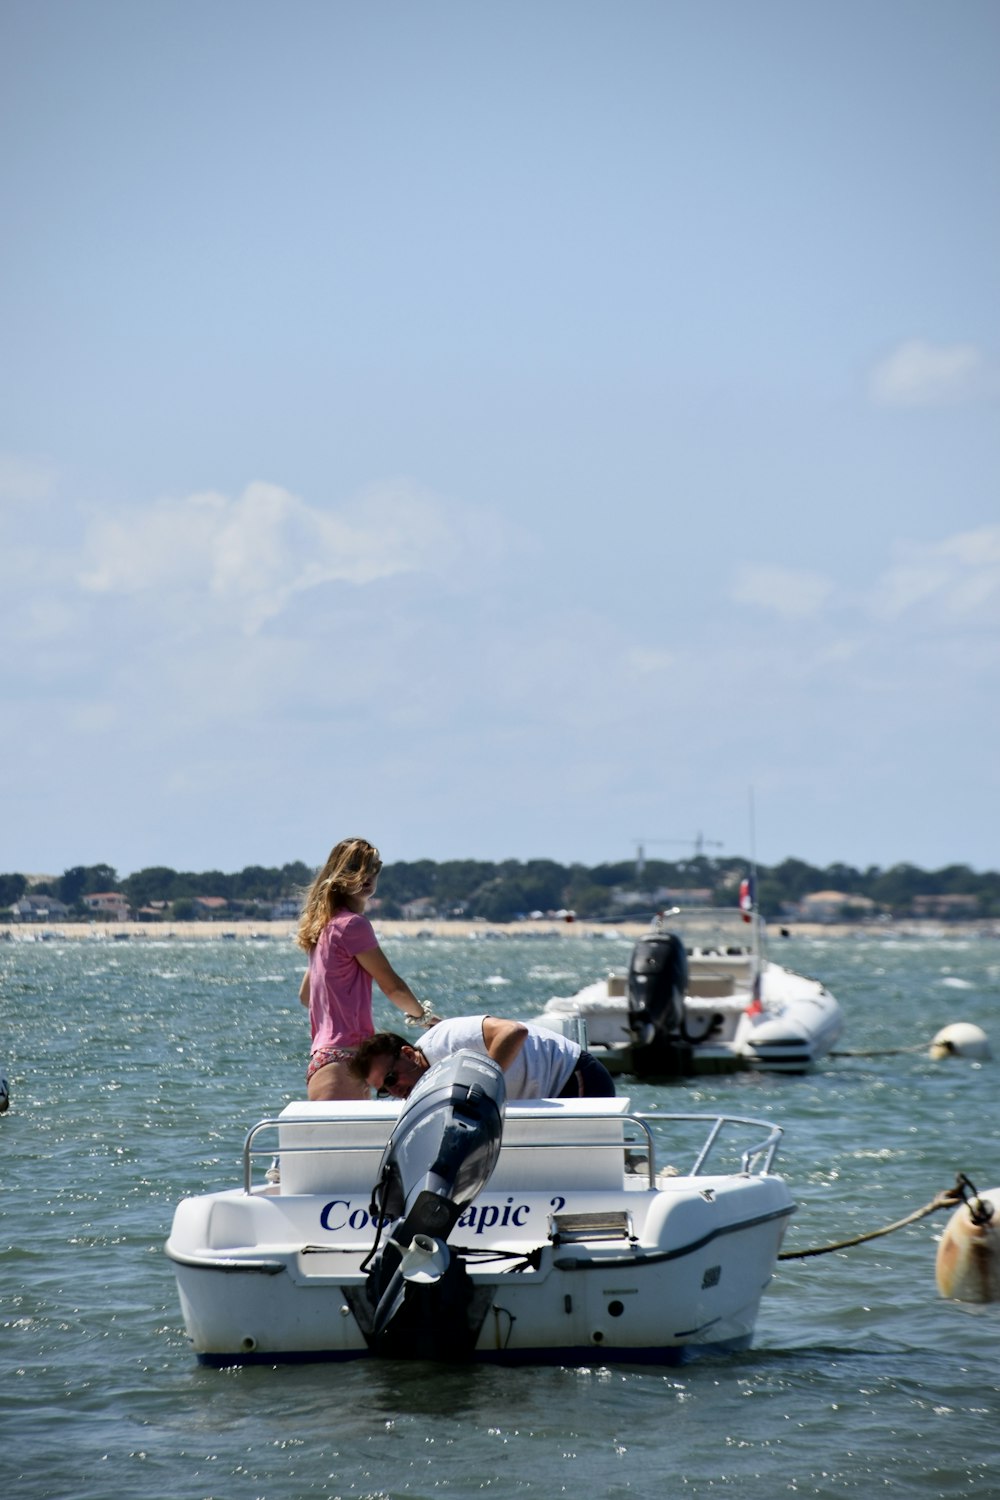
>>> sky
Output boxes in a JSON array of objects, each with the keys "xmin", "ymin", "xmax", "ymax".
[{"xmin": 2, "ymin": 0, "xmax": 998, "ymax": 881}]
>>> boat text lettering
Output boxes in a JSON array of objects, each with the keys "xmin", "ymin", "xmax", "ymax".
[
  {"xmin": 317, "ymin": 1194, "xmax": 557, "ymax": 1235},
  {"xmin": 457, "ymin": 1196, "xmax": 531, "ymax": 1233},
  {"xmin": 319, "ymin": 1199, "xmax": 392, "ymax": 1232}
]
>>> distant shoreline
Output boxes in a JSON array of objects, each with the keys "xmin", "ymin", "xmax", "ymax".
[{"xmin": 2, "ymin": 917, "xmax": 998, "ymax": 943}]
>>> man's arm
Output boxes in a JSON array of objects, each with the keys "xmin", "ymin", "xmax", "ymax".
[{"xmin": 480, "ymin": 1016, "xmax": 529, "ymax": 1071}]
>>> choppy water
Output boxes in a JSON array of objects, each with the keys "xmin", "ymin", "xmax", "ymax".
[{"xmin": 2, "ymin": 929, "xmax": 999, "ymax": 1498}]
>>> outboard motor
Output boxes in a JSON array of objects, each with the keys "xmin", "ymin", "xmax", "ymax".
[
  {"xmin": 627, "ymin": 933, "xmax": 689, "ymax": 1045},
  {"xmin": 356, "ymin": 1049, "xmax": 506, "ymax": 1359}
]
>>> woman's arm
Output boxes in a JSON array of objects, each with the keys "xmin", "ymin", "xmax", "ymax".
[
  {"xmin": 357, "ymin": 945, "xmax": 440, "ymax": 1024},
  {"xmin": 298, "ymin": 971, "xmax": 310, "ymax": 1007},
  {"xmin": 480, "ymin": 1016, "xmax": 529, "ymax": 1071}
]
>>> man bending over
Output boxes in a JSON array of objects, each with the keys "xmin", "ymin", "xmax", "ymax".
[{"xmin": 350, "ymin": 1015, "xmax": 616, "ymax": 1101}]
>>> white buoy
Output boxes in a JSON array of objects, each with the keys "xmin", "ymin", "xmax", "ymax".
[
  {"xmin": 936, "ymin": 1186, "xmax": 1000, "ymax": 1303},
  {"xmin": 929, "ymin": 1023, "xmax": 991, "ymax": 1061}
]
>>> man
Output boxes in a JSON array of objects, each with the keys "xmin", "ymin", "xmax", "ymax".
[{"xmin": 350, "ymin": 1015, "xmax": 616, "ymax": 1100}]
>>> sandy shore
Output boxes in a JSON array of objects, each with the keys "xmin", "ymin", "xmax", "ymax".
[
  {"xmin": 2, "ymin": 917, "xmax": 997, "ymax": 943},
  {"xmin": 0, "ymin": 918, "xmax": 649, "ymax": 943}
]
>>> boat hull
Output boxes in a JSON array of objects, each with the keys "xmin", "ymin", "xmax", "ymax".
[{"xmin": 167, "ymin": 1100, "xmax": 795, "ymax": 1366}]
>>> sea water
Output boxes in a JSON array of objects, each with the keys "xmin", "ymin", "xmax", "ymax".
[{"xmin": 2, "ymin": 930, "xmax": 999, "ymax": 1498}]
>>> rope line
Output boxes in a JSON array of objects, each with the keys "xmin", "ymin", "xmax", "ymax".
[
  {"xmin": 829, "ymin": 1042, "xmax": 932, "ymax": 1058},
  {"xmin": 778, "ymin": 1173, "xmax": 972, "ymax": 1260}
]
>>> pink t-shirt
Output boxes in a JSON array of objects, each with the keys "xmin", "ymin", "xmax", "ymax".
[{"xmin": 308, "ymin": 910, "xmax": 379, "ymax": 1053}]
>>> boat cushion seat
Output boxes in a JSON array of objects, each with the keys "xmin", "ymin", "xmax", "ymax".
[
  {"xmin": 277, "ymin": 1103, "xmax": 396, "ymax": 1194},
  {"xmin": 686, "ymin": 975, "xmax": 736, "ymax": 998}
]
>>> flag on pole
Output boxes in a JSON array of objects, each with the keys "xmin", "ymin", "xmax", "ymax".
[{"xmin": 738, "ymin": 874, "xmax": 754, "ymax": 923}]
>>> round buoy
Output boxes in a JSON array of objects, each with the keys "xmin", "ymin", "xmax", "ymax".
[
  {"xmin": 929, "ymin": 1023, "xmax": 991, "ymax": 1061},
  {"xmin": 936, "ymin": 1186, "xmax": 1000, "ymax": 1303}
]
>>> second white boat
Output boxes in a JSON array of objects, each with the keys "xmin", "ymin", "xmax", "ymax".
[{"xmin": 533, "ymin": 906, "xmax": 844, "ymax": 1077}]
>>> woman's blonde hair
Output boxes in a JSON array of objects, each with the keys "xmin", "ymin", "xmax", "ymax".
[{"xmin": 296, "ymin": 838, "xmax": 382, "ymax": 950}]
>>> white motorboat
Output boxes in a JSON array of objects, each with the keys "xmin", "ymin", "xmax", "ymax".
[
  {"xmin": 166, "ymin": 1050, "xmax": 795, "ymax": 1365},
  {"xmin": 533, "ymin": 907, "xmax": 843, "ymax": 1077}
]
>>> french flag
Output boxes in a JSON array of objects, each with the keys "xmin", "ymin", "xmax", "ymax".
[{"xmin": 738, "ymin": 874, "xmax": 754, "ymax": 923}]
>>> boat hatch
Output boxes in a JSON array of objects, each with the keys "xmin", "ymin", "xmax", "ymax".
[{"xmin": 550, "ymin": 1211, "xmax": 635, "ymax": 1245}]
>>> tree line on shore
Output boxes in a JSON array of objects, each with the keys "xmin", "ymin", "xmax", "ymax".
[{"xmin": 3, "ymin": 855, "xmax": 999, "ymax": 924}]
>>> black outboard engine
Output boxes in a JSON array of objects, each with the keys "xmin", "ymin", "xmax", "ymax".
[
  {"xmin": 356, "ymin": 1049, "xmax": 506, "ymax": 1359},
  {"xmin": 628, "ymin": 932, "xmax": 688, "ymax": 1044}
]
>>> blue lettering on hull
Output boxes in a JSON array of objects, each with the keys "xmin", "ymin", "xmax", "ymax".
[{"xmin": 319, "ymin": 1195, "xmax": 568, "ymax": 1235}]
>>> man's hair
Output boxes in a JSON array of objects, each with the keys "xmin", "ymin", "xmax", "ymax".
[{"xmin": 348, "ymin": 1031, "xmax": 407, "ymax": 1082}]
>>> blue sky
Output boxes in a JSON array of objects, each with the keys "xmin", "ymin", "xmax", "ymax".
[{"xmin": 2, "ymin": 1, "xmax": 998, "ymax": 879}]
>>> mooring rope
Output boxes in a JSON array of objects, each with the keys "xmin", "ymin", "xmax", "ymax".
[
  {"xmin": 778, "ymin": 1173, "xmax": 976, "ymax": 1260},
  {"xmin": 828, "ymin": 1041, "xmax": 932, "ymax": 1058}
]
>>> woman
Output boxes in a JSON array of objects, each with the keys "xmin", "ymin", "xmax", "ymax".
[{"xmin": 297, "ymin": 837, "xmax": 438, "ymax": 1100}]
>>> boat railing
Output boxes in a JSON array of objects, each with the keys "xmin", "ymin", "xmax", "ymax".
[
  {"xmin": 634, "ymin": 1112, "xmax": 784, "ymax": 1177},
  {"xmin": 239, "ymin": 1110, "xmax": 783, "ymax": 1194},
  {"xmin": 241, "ymin": 1117, "xmax": 394, "ymax": 1193}
]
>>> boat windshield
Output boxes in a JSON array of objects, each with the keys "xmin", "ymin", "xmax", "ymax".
[{"xmin": 655, "ymin": 906, "xmax": 762, "ymax": 955}]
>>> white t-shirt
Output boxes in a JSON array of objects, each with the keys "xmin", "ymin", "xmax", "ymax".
[{"xmin": 417, "ymin": 1015, "xmax": 580, "ymax": 1099}]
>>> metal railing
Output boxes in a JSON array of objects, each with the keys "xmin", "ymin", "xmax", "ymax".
[
  {"xmin": 239, "ymin": 1110, "xmax": 783, "ymax": 1194},
  {"xmin": 637, "ymin": 1111, "xmax": 783, "ymax": 1176}
]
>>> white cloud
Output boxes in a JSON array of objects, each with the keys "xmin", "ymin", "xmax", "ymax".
[
  {"xmin": 731, "ymin": 563, "xmax": 834, "ymax": 618},
  {"xmin": 868, "ymin": 339, "xmax": 989, "ymax": 408},
  {"xmin": 871, "ymin": 525, "xmax": 1000, "ymax": 621},
  {"xmin": 77, "ymin": 478, "xmax": 488, "ymax": 633}
]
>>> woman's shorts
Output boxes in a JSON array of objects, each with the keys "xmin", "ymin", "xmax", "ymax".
[{"xmin": 306, "ymin": 1046, "xmax": 357, "ymax": 1082}]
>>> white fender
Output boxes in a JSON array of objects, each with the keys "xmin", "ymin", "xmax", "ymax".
[
  {"xmin": 935, "ymin": 1187, "xmax": 1000, "ymax": 1303},
  {"xmin": 929, "ymin": 1024, "xmax": 991, "ymax": 1061}
]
